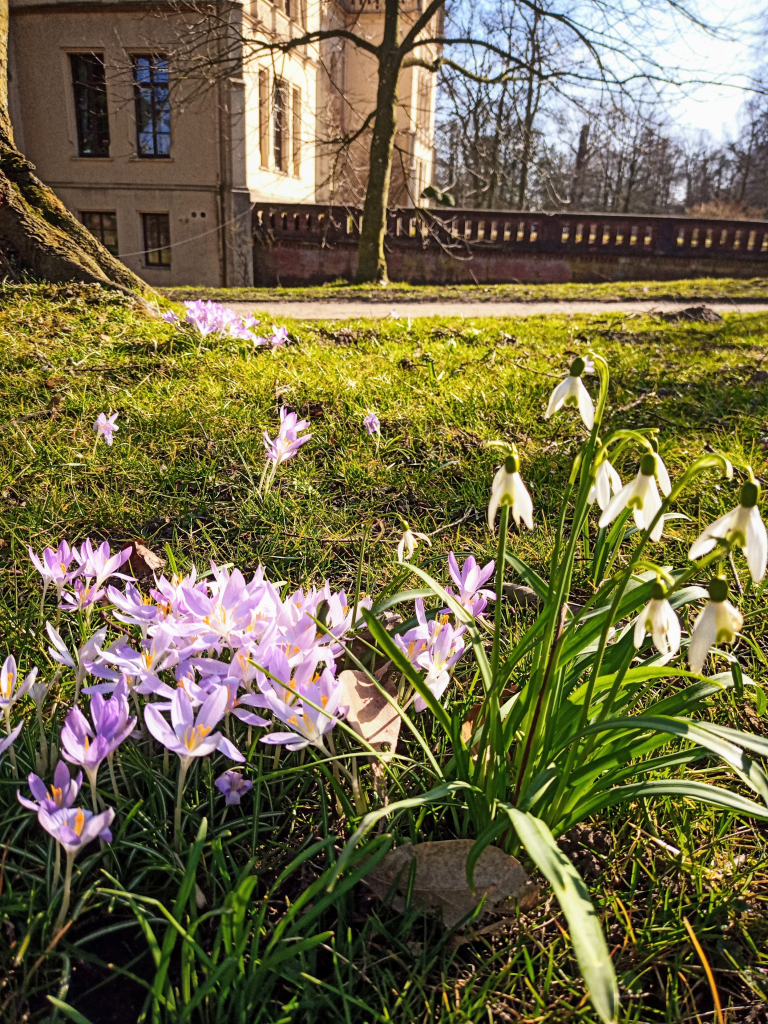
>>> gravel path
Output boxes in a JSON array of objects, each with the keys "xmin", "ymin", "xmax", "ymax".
[{"xmin": 224, "ymin": 299, "xmax": 768, "ymax": 320}]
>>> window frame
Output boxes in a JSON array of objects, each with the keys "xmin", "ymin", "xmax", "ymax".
[
  {"xmin": 141, "ymin": 212, "xmax": 172, "ymax": 267},
  {"xmin": 80, "ymin": 211, "xmax": 119, "ymax": 255},
  {"xmin": 69, "ymin": 52, "xmax": 110, "ymax": 158},
  {"xmin": 132, "ymin": 54, "xmax": 171, "ymax": 159},
  {"xmin": 273, "ymin": 77, "xmax": 289, "ymax": 174}
]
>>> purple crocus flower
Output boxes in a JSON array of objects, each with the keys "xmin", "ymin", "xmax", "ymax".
[
  {"xmin": 94, "ymin": 413, "xmax": 119, "ymax": 446},
  {"xmin": 0, "ymin": 721, "xmax": 23, "ymax": 765},
  {"xmin": 18, "ymin": 759, "xmax": 83, "ymax": 813},
  {"xmin": 215, "ymin": 769, "xmax": 253, "ymax": 805},
  {"xmin": 144, "ymin": 686, "xmax": 244, "ymax": 767},
  {"xmin": 73, "ymin": 539, "xmax": 133, "ymax": 592},
  {"xmin": 39, "ymin": 805, "xmax": 114, "ymax": 854},
  {"xmin": 444, "ymin": 553, "xmax": 496, "ymax": 617},
  {"xmin": 263, "ymin": 407, "xmax": 312, "ymax": 467},
  {"xmin": 29, "ymin": 541, "xmax": 80, "ymax": 601},
  {"xmin": 59, "ymin": 578, "xmax": 105, "ymax": 613},
  {"xmin": 363, "ymin": 412, "xmax": 380, "ymax": 436},
  {"xmin": 270, "ymin": 325, "xmax": 289, "ymax": 347},
  {"xmin": 60, "ymin": 681, "xmax": 136, "ymax": 800},
  {"xmin": 260, "ymin": 663, "xmax": 346, "ymax": 752},
  {"xmin": 162, "ymin": 309, "xmax": 179, "ymax": 324}
]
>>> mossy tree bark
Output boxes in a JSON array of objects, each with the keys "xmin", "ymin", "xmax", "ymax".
[{"xmin": 0, "ymin": 0, "xmax": 149, "ymax": 294}]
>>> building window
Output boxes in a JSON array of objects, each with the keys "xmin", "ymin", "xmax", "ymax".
[
  {"xmin": 258, "ymin": 69, "xmax": 269, "ymax": 168},
  {"xmin": 81, "ymin": 211, "xmax": 118, "ymax": 255},
  {"xmin": 133, "ymin": 55, "xmax": 170, "ymax": 157},
  {"xmin": 273, "ymin": 78, "xmax": 288, "ymax": 173},
  {"xmin": 70, "ymin": 53, "xmax": 110, "ymax": 157},
  {"xmin": 142, "ymin": 213, "xmax": 171, "ymax": 266},
  {"xmin": 292, "ymin": 86, "xmax": 301, "ymax": 176}
]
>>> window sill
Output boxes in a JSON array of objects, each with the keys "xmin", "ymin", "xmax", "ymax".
[
  {"xmin": 70, "ymin": 156, "xmax": 113, "ymax": 162},
  {"xmin": 129, "ymin": 156, "xmax": 174, "ymax": 162}
]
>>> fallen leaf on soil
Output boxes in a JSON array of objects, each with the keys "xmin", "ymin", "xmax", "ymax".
[
  {"xmin": 338, "ymin": 669, "xmax": 400, "ymax": 759},
  {"xmin": 127, "ymin": 540, "xmax": 166, "ymax": 581},
  {"xmin": 364, "ymin": 839, "xmax": 538, "ymax": 928}
]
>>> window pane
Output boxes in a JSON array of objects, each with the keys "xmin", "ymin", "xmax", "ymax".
[
  {"xmin": 143, "ymin": 213, "xmax": 171, "ymax": 266},
  {"xmin": 81, "ymin": 211, "xmax": 119, "ymax": 256},
  {"xmin": 133, "ymin": 55, "xmax": 171, "ymax": 158},
  {"xmin": 274, "ymin": 79, "xmax": 287, "ymax": 172},
  {"xmin": 70, "ymin": 54, "xmax": 110, "ymax": 157}
]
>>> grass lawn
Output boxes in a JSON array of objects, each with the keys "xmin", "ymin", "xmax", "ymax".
[
  {"xmin": 162, "ymin": 276, "xmax": 768, "ymax": 304},
  {"xmin": 1, "ymin": 281, "xmax": 767, "ymax": 1023}
]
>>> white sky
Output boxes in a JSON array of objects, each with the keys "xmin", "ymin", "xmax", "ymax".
[{"xmin": 660, "ymin": 0, "xmax": 765, "ymax": 139}]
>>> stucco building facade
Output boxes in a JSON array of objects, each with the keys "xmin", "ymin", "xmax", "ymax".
[{"xmin": 7, "ymin": 0, "xmax": 437, "ymax": 286}]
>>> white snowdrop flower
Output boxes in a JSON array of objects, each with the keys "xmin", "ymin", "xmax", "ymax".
[
  {"xmin": 488, "ymin": 453, "xmax": 534, "ymax": 532},
  {"xmin": 689, "ymin": 481, "xmax": 767, "ymax": 582},
  {"xmin": 588, "ymin": 457, "xmax": 622, "ymax": 512},
  {"xmin": 598, "ymin": 452, "xmax": 665, "ymax": 542},
  {"xmin": 688, "ymin": 578, "xmax": 743, "ymax": 674},
  {"xmin": 397, "ymin": 523, "xmax": 431, "ymax": 563},
  {"xmin": 633, "ymin": 583, "xmax": 681, "ymax": 657},
  {"xmin": 544, "ymin": 356, "xmax": 595, "ymax": 429}
]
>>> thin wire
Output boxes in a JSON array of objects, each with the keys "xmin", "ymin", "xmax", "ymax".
[{"xmin": 115, "ymin": 203, "xmax": 254, "ymax": 259}]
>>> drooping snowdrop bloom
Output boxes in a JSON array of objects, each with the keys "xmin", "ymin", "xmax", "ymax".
[
  {"xmin": 397, "ymin": 523, "xmax": 432, "ymax": 563},
  {"xmin": 598, "ymin": 452, "xmax": 665, "ymax": 542},
  {"xmin": 260, "ymin": 665, "xmax": 346, "ymax": 753},
  {"xmin": 94, "ymin": 412, "xmax": 119, "ymax": 446},
  {"xmin": 633, "ymin": 583, "xmax": 681, "ymax": 657},
  {"xmin": 544, "ymin": 356, "xmax": 595, "ymax": 429},
  {"xmin": 588, "ymin": 457, "xmax": 623, "ymax": 512},
  {"xmin": 364, "ymin": 412, "xmax": 381, "ymax": 436},
  {"xmin": 444, "ymin": 553, "xmax": 495, "ymax": 617},
  {"xmin": 28, "ymin": 541, "xmax": 79, "ymax": 602},
  {"xmin": 689, "ymin": 481, "xmax": 767, "ymax": 582},
  {"xmin": 263, "ymin": 407, "xmax": 312, "ymax": 467},
  {"xmin": 215, "ymin": 769, "xmax": 253, "ymax": 806},
  {"xmin": 487, "ymin": 453, "xmax": 534, "ymax": 532},
  {"xmin": 18, "ymin": 760, "xmax": 82, "ymax": 814},
  {"xmin": 688, "ymin": 578, "xmax": 744, "ymax": 674}
]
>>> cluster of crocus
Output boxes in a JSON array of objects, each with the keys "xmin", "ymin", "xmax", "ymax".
[
  {"xmin": 179, "ymin": 300, "xmax": 288, "ymax": 348},
  {"xmin": 45, "ymin": 539, "xmax": 133, "ymax": 619}
]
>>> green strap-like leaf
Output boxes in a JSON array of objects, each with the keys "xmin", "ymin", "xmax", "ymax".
[
  {"xmin": 46, "ymin": 998, "xmax": 96, "ymax": 1024},
  {"xmin": 503, "ymin": 807, "xmax": 618, "ymax": 1024}
]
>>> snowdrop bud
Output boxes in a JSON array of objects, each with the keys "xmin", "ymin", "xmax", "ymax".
[{"xmin": 688, "ymin": 578, "xmax": 744, "ymax": 674}]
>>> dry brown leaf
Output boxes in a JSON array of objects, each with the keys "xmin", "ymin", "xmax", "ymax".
[
  {"xmin": 338, "ymin": 669, "xmax": 400, "ymax": 759},
  {"xmin": 364, "ymin": 839, "xmax": 538, "ymax": 929},
  {"xmin": 127, "ymin": 540, "xmax": 166, "ymax": 581}
]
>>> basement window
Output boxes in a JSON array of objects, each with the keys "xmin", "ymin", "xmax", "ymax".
[
  {"xmin": 81, "ymin": 211, "xmax": 118, "ymax": 255},
  {"xmin": 142, "ymin": 213, "xmax": 171, "ymax": 266}
]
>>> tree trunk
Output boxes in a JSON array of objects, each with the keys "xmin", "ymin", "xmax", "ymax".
[
  {"xmin": 0, "ymin": 0, "xmax": 149, "ymax": 295},
  {"xmin": 355, "ymin": 0, "xmax": 401, "ymax": 284}
]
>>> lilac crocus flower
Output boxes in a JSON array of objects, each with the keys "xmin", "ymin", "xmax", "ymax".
[
  {"xmin": 18, "ymin": 759, "xmax": 82, "ymax": 813},
  {"xmin": 270, "ymin": 325, "xmax": 289, "ymax": 347},
  {"xmin": 0, "ymin": 721, "xmax": 23, "ymax": 765},
  {"xmin": 444, "ymin": 553, "xmax": 496, "ymax": 617},
  {"xmin": 215, "ymin": 769, "xmax": 253, "ymax": 805},
  {"xmin": 74, "ymin": 539, "xmax": 133, "ymax": 592},
  {"xmin": 0, "ymin": 655, "xmax": 37, "ymax": 714},
  {"xmin": 59, "ymin": 578, "xmax": 105, "ymax": 613},
  {"xmin": 260, "ymin": 664, "xmax": 346, "ymax": 752},
  {"xmin": 29, "ymin": 541, "xmax": 79, "ymax": 601},
  {"xmin": 39, "ymin": 805, "xmax": 114, "ymax": 855},
  {"xmin": 144, "ymin": 686, "xmax": 244, "ymax": 767},
  {"xmin": 94, "ymin": 413, "xmax": 119, "ymax": 446},
  {"xmin": 60, "ymin": 682, "xmax": 136, "ymax": 804},
  {"xmin": 263, "ymin": 407, "xmax": 312, "ymax": 467},
  {"xmin": 162, "ymin": 309, "xmax": 179, "ymax": 324},
  {"xmin": 363, "ymin": 412, "xmax": 380, "ymax": 436},
  {"xmin": 394, "ymin": 599, "xmax": 466, "ymax": 711}
]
